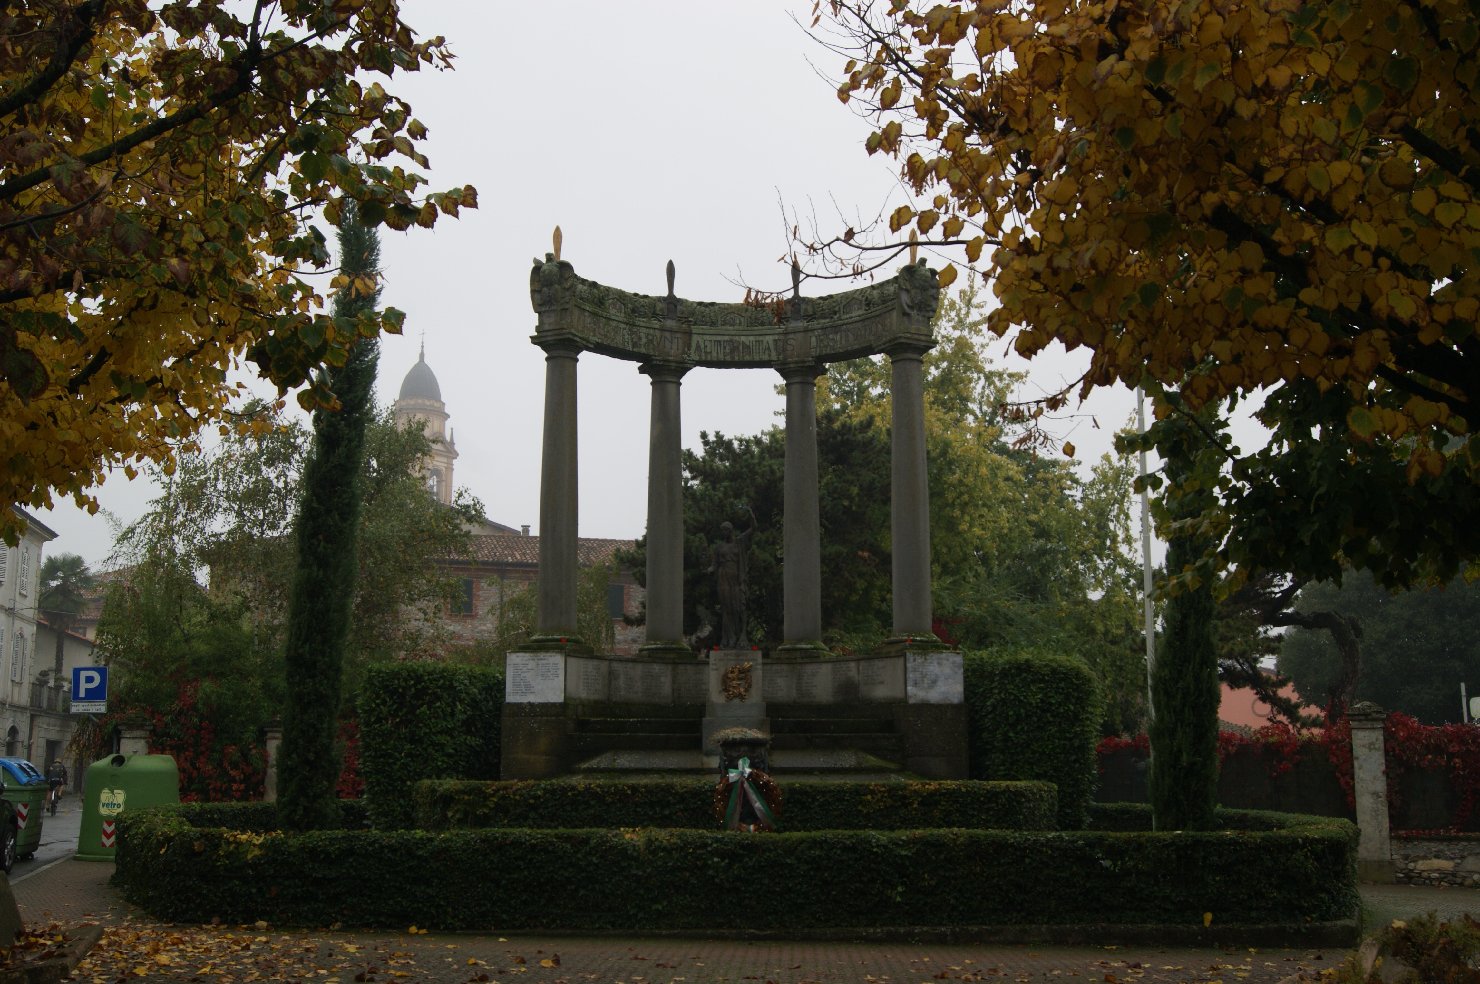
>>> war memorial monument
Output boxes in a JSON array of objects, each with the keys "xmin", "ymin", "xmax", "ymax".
[{"xmin": 502, "ymin": 244, "xmax": 967, "ymax": 779}]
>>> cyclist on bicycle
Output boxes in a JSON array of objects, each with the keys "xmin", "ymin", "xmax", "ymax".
[{"xmin": 45, "ymin": 761, "xmax": 67, "ymax": 816}]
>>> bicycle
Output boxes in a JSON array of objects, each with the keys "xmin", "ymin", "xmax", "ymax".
[{"xmin": 47, "ymin": 782, "xmax": 62, "ymax": 817}]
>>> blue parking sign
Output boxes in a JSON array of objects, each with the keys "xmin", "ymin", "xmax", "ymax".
[{"xmin": 71, "ymin": 666, "xmax": 108, "ymax": 712}]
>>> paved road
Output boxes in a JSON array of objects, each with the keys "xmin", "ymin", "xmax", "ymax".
[{"xmin": 10, "ymin": 795, "xmax": 82, "ymax": 881}]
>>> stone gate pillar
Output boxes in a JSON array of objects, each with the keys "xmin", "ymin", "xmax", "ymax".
[
  {"xmin": 1349, "ymin": 701, "xmax": 1395, "ymax": 883},
  {"xmin": 535, "ymin": 339, "xmax": 582, "ymax": 645},
  {"xmin": 888, "ymin": 342, "xmax": 935, "ymax": 642},
  {"xmin": 778, "ymin": 362, "xmax": 826, "ymax": 651},
  {"xmin": 641, "ymin": 360, "xmax": 689, "ymax": 654}
]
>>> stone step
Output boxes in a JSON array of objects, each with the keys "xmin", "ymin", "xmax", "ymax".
[
  {"xmin": 571, "ymin": 733, "xmax": 700, "ymax": 755},
  {"xmin": 767, "ymin": 703, "xmax": 897, "ymax": 719},
  {"xmin": 575, "ymin": 718, "xmax": 701, "ymax": 735},
  {"xmin": 769, "ymin": 717, "xmax": 897, "ymax": 735},
  {"xmin": 770, "ymin": 732, "xmax": 903, "ymax": 754},
  {"xmin": 768, "ymin": 749, "xmax": 906, "ymax": 773},
  {"xmin": 573, "ymin": 750, "xmax": 708, "ymax": 773}
]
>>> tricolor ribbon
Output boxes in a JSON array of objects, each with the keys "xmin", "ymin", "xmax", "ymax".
[{"xmin": 723, "ymin": 756, "xmax": 777, "ymax": 832}]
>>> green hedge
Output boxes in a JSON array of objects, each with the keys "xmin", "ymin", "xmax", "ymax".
[
  {"xmin": 169, "ymin": 801, "xmax": 368, "ymax": 832},
  {"xmin": 113, "ymin": 807, "xmax": 1358, "ymax": 933},
  {"xmin": 1087, "ymin": 802, "xmax": 1320, "ymax": 833},
  {"xmin": 357, "ymin": 663, "xmax": 504, "ymax": 829},
  {"xmin": 963, "ymin": 649, "xmax": 1102, "ymax": 830},
  {"xmin": 414, "ymin": 778, "xmax": 1057, "ymax": 832}
]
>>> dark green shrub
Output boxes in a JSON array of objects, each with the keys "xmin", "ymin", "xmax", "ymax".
[
  {"xmin": 963, "ymin": 649, "xmax": 1103, "ymax": 829},
  {"xmin": 114, "ymin": 806, "xmax": 1358, "ymax": 934},
  {"xmin": 171, "ymin": 800, "xmax": 368, "ymax": 832},
  {"xmin": 1148, "ymin": 409, "xmax": 1222, "ymax": 832},
  {"xmin": 357, "ymin": 663, "xmax": 504, "ymax": 828},
  {"xmin": 414, "ymin": 778, "xmax": 1057, "ymax": 832}
]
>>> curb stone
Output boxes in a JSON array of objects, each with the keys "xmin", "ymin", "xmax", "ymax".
[{"xmin": 0, "ymin": 924, "xmax": 104, "ymax": 984}]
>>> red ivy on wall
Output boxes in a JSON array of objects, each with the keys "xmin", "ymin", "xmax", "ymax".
[
  {"xmin": 335, "ymin": 717, "xmax": 363, "ymax": 800},
  {"xmin": 142, "ymin": 681, "xmax": 265, "ymax": 803},
  {"xmin": 1098, "ymin": 711, "xmax": 1480, "ymax": 831}
]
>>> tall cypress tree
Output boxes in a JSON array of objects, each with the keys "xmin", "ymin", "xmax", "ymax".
[
  {"xmin": 278, "ymin": 204, "xmax": 381, "ymax": 830},
  {"xmin": 1148, "ymin": 401, "xmax": 1222, "ymax": 832}
]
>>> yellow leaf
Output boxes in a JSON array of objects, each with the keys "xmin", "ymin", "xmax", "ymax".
[
  {"xmin": 1433, "ymin": 201, "xmax": 1465, "ymax": 227},
  {"xmin": 1410, "ymin": 187, "xmax": 1437, "ymax": 214},
  {"xmin": 889, "ymin": 205, "xmax": 914, "ymax": 233},
  {"xmin": 1203, "ymin": 912, "xmax": 1213, "ymax": 927},
  {"xmin": 936, "ymin": 263, "xmax": 959, "ymax": 288},
  {"xmin": 1062, "ymin": 441, "xmax": 1075, "ymax": 457}
]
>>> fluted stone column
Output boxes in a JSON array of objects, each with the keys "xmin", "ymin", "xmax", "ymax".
[
  {"xmin": 778, "ymin": 362, "xmax": 825, "ymax": 651},
  {"xmin": 641, "ymin": 361, "xmax": 689, "ymax": 654},
  {"xmin": 889, "ymin": 344, "xmax": 935, "ymax": 642},
  {"xmin": 535, "ymin": 340, "xmax": 582, "ymax": 645}
]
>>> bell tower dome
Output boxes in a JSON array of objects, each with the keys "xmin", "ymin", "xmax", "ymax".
[{"xmin": 392, "ymin": 341, "xmax": 458, "ymax": 504}]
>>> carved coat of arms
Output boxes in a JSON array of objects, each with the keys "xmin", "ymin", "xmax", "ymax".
[{"xmin": 722, "ymin": 661, "xmax": 753, "ymax": 702}]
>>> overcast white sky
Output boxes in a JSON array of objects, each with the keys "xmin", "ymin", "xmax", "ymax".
[{"xmin": 39, "ymin": 2, "xmax": 1145, "ymax": 568}]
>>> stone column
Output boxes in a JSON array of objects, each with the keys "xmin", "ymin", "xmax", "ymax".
[
  {"xmin": 640, "ymin": 361, "xmax": 689, "ymax": 655},
  {"xmin": 1349, "ymin": 701, "xmax": 1395, "ymax": 883},
  {"xmin": 888, "ymin": 343, "xmax": 935, "ymax": 642},
  {"xmin": 535, "ymin": 340, "xmax": 583, "ymax": 646},
  {"xmin": 262, "ymin": 723, "xmax": 283, "ymax": 803},
  {"xmin": 778, "ymin": 362, "xmax": 825, "ymax": 651},
  {"xmin": 117, "ymin": 726, "xmax": 150, "ymax": 757}
]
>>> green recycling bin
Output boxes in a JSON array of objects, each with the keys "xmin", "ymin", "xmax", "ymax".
[
  {"xmin": 76, "ymin": 753, "xmax": 180, "ymax": 862},
  {"xmin": 0, "ymin": 758, "xmax": 48, "ymax": 861}
]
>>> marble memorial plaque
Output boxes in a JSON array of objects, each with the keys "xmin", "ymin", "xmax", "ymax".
[
  {"xmin": 564, "ymin": 656, "xmax": 609, "ymax": 701},
  {"xmin": 762, "ymin": 662, "xmax": 796, "ymax": 703},
  {"xmin": 859, "ymin": 655, "xmax": 905, "ymax": 701},
  {"xmin": 637, "ymin": 661, "xmax": 673, "ymax": 703},
  {"xmin": 830, "ymin": 659, "xmax": 861, "ymax": 701},
  {"xmin": 506, "ymin": 653, "xmax": 566, "ymax": 704},
  {"xmin": 795, "ymin": 662, "xmax": 830, "ymax": 704},
  {"xmin": 673, "ymin": 663, "xmax": 708, "ymax": 704},
  {"xmin": 906, "ymin": 651, "xmax": 964, "ymax": 704},
  {"xmin": 608, "ymin": 661, "xmax": 645, "ymax": 703}
]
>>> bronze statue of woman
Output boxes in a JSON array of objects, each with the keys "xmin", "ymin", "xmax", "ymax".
[{"xmin": 708, "ymin": 506, "xmax": 756, "ymax": 649}]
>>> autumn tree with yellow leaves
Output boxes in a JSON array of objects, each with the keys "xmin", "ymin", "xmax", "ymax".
[
  {"xmin": 819, "ymin": 0, "xmax": 1479, "ymax": 589},
  {"xmin": 0, "ymin": 1, "xmax": 475, "ymax": 544}
]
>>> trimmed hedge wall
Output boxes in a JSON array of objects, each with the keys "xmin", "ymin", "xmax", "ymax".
[
  {"xmin": 113, "ymin": 806, "xmax": 1358, "ymax": 933},
  {"xmin": 357, "ymin": 663, "xmax": 504, "ymax": 829},
  {"xmin": 414, "ymin": 778, "xmax": 1057, "ymax": 832},
  {"xmin": 166, "ymin": 801, "xmax": 368, "ymax": 832},
  {"xmin": 963, "ymin": 650, "xmax": 1103, "ymax": 829}
]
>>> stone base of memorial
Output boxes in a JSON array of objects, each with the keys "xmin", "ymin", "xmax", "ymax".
[
  {"xmin": 499, "ymin": 647, "xmax": 968, "ymax": 780},
  {"xmin": 701, "ymin": 650, "xmax": 769, "ymax": 766}
]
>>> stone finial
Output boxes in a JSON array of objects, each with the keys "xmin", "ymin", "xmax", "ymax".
[
  {"xmin": 908, "ymin": 228, "xmax": 919, "ymax": 264},
  {"xmin": 665, "ymin": 260, "xmax": 678, "ymax": 320},
  {"xmin": 553, "ymin": 225, "xmax": 563, "ymax": 261},
  {"xmin": 788, "ymin": 259, "xmax": 803, "ymax": 322}
]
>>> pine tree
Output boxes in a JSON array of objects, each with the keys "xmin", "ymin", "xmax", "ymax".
[
  {"xmin": 1148, "ymin": 402, "xmax": 1222, "ymax": 832},
  {"xmin": 278, "ymin": 205, "xmax": 381, "ymax": 830}
]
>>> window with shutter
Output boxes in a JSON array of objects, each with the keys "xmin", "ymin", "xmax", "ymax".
[
  {"xmin": 0, "ymin": 548, "xmax": 7, "ymax": 585},
  {"xmin": 18, "ymin": 547, "xmax": 28, "ymax": 596},
  {"xmin": 10, "ymin": 631, "xmax": 22, "ymax": 682}
]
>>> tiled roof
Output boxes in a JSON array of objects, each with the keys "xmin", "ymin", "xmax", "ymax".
[{"xmin": 455, "ymin": 534, "xmax": 634, "ymax": 568}]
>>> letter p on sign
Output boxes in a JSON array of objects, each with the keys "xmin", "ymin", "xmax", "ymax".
[{"xmin": 71, "ymin": 666, "xmax": 108, "ymax": 712}]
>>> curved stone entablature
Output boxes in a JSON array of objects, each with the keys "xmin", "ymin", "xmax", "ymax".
[{"xmin": 529, "ymin": 255, "xmax": 941, "ymax": 368}]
